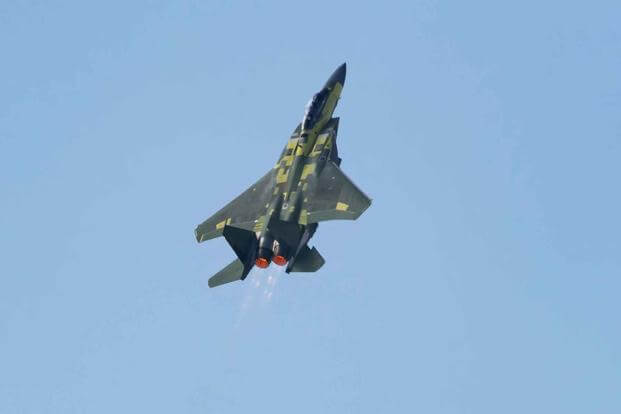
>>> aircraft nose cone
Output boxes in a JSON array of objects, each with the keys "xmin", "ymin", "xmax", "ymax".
[{"xmin": 324, "ymin": 62, "xmax": 346, "ymax": 89}]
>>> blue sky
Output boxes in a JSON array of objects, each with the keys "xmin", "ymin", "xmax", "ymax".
[{"xmin": 1, "ymin": 1, "xmax": 620, "ymax": 412}]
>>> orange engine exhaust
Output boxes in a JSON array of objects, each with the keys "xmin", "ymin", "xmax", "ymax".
[
  {"xmin": 255, "ymin": 257, "xmax": 270, "ymax": 268},
  {"xmin": 272, "ymin": 255, "xmax": 288, "ymax": 266}
]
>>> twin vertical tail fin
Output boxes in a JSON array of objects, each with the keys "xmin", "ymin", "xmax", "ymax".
[{"xmin": 222, "ymin": 225, "xmax": 257, "ymax": 264}]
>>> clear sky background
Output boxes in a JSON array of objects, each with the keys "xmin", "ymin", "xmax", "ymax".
[{"xmin": 1, "ymin": 1, "xmax": 620, "ymax": 412}]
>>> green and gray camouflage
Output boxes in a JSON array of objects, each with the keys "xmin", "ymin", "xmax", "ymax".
[{"xmin": 195, "ymin": 63, "xmax": 371, "ymax": 287}]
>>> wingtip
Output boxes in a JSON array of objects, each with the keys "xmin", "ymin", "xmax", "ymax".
[{"xmin": 194, "ymin": 227, "xmax": 203, "ymax": 243}]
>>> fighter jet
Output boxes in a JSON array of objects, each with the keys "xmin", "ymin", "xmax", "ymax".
[{"xmin": 195, "ymin": 63, "xmax": 371, "ymax": 287}]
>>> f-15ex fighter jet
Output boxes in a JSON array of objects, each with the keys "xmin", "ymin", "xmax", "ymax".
[{"xmin": 195, "ymin": 63, "xmax": 371, "ymax": 287}]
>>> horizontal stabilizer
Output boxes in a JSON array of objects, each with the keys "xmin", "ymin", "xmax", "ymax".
[
  {"xmin": 208, "ymin": 259, "xmax": 251, "ymax": 288},
  {"xmin": 287, "ymin": 245, "xmax": 325, "ymax": 273}
]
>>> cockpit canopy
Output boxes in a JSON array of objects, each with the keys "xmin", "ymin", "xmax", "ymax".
[{"xmin": 302, "ymin": 90, "xmax": 328, "ymax": 130}]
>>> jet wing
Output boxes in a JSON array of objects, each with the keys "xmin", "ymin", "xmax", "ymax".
[
  {"xmin": 301, "ymin": 161, "xmax": 371, "ymax": 224},
  {"xmin": 195, "ymin": 170, "xmax": 275, "ymax": 242}
]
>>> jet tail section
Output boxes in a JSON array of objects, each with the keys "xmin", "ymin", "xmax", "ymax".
[
  {"xmin": 286, "ymin": 245, "xmax": 325, "ymax": 273},
  {"xmin": 268, "ymin": 215, "xmax": 302, "ymax": 248}
]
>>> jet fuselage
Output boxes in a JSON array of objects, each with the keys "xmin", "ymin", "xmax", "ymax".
[
  {"xmin": 256, "ymin": 64, "xmax": 346, "ymax": 269},
  {"xmin": 194, "ymin": 63, "xmax": 371, "ymax": 287}
]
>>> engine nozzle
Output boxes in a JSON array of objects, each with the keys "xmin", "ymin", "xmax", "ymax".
[
  {"xmin": 272, "ymin": 255, "xmax": 287, "ymax": 266},
  {"xmin": 255, "ymin": 257, "xmax": 270, "ymax": 268},
  {"xmin": 255, "ymin": 234, "xmax": 275, "ymax": 269},
  {"xmin": 272, "ymin": 241, "xmax": 289, "ymax": 266}
]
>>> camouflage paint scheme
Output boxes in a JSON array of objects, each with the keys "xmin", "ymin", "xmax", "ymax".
[{"xmin": 195, "ymin": 63, "xmax": 371, "ymax": 287}]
